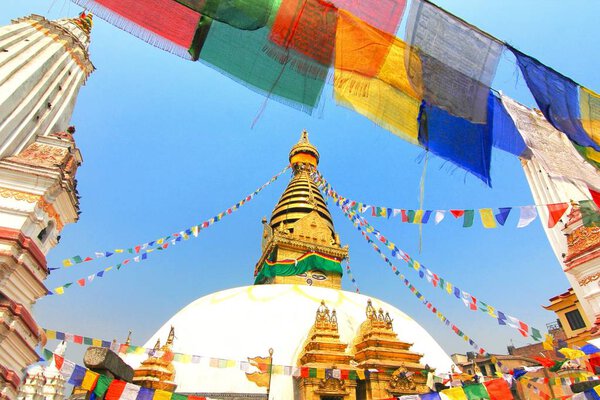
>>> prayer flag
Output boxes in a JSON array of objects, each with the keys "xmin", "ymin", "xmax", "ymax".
[
  {"xmin": 463, "ymin": 383, "xmax": 490, "ymax": 400},
  {"xmin": 559, "ymin": 348, "xmax": 586, "ymax": 360},
  {"xmin": 105, "ymin": 380, "xmax": 127, "ymax": 400},
  {"xmin": 270, "ymin": 0, "xmax": 338, "ymax": 67},
  {"xmin": 547, "ymin": 203, "xmax": 569, "ymax": 228},
  {"xmin": 542, "ymin": 334, "xmax": 555, "ymax": 350},
  {"xmin": 510, "ymin": 46, "xmax": 600, "ymax": 151},
  {"xmin": 68, "ymin": 365, "xmax": 86, "ymax": 386},
  {"xmin": 463, "ymin": 210, "xmax": 475, "ymax": 228},
  {"xmin": 406, "ymin": 0, "xmax": 502, "ymax": 123},
  {"xmin": 517, "ymin": 206, "xmax": 537, "ymax": 228},
  {"xmin": 581, "ymin": 344, "xmax": 600, "ymax": 355},
  {"xmin": 434, "ymin": 210, "xmax": 445, "ymax": 224},
  {"xmin": 81, "ymin": 370, "xmax": 99, "ymax": 391},
  {"xmin": 490, "ymin": 92, "xmax": 527, "ymax": 156},
  {"xmin": 483, "ymin": 378, "xmax": 514, "ymax": 400},
  {"xmin": 418, "ymin": 101, "xmax": 492, "ymax": 186},
  {"xmin": 580, "ymin": 87, "xmax": 600, "ymax": 144},
  {"xmin": 479, "ymin": 208, "xmax": 497, "ymax": 228},
  {"xmin": 440, "ymin": 387, "xmax": 468, "ymax": 400},
  {"xmin": 495, "ymin": 207, "xmax": 511, "ymax": 226},
  {"xmin": 334, "ymin": 11, "xmax": 422, "ymax": 144},
  {"xmin": 94, "ymin": 375, "xmax": 113, "ymax": 397},
  {"xmin": 153, "ymin": 389, "xmax": 173, "ymax": 400},
  {"xmin": 331, "ymin": 0, "xmax": 406, "ymax": 33},
  {"xmin": 120, "ymin": 383, "xmax": 141, "ymax": 400},
  {"xmin": 502, "ymin": 95, "xmax": 600, "ymax": 191}
]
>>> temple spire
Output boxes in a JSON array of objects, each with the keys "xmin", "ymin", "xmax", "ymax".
[{"xmin": 253, "ymin": 131, "xmax": 348, "ymax": 288}]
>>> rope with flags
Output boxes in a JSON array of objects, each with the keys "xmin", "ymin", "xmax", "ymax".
[{"xmin": 314, "ymin": 172, "xmax": 544, "ymax": 343}]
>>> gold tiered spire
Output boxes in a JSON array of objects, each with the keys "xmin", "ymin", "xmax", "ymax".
[
  {"xmin": 270, "ymin": 130, "xmax": 334, "ymax": 232},
  {"xmin": 254, "ymin": 131, "xmax": 348, "ymax": 288}
]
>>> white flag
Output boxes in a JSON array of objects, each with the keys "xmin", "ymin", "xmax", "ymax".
[
  {"xmin": 517, "ymin": 206, "xmax": 537, "ymax": 228},
  {"xmin": 434, "ymin": 210, "xmax": 445, "ymax": 224}
]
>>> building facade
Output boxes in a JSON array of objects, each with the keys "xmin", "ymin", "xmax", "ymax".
[{"xmin": 0, "ymin": 12, "xmax": 93, "ymax": 399}]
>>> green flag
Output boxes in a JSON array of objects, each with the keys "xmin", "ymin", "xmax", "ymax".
[{"xmin": 580, "ymin": 200, "xmax": 600, "ymax": 227}]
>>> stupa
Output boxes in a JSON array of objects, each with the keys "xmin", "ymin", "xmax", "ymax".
[{"xmin": 125, "ymin": 132, "xmax": 454, "ymax": 399}]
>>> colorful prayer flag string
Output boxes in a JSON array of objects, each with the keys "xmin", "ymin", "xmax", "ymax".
[
  {"xmin": 343, "ymin": 258, "xmax": 360, "ymax": 293},
  {"xmin": 314, "ymin": 172, "xmax": 544, "ymax": 343},
  {"xmin": 325, "ymin": 196, "xmax": 583, "ymax": 229},
  {"xmin": 54, "ymin": 166, "xmax": 289, "ymax": 271}
]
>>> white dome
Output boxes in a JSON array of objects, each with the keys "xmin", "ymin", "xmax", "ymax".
[{"xmin": 125, "ymin": 285, "xmax": 453, "ymax": 399}]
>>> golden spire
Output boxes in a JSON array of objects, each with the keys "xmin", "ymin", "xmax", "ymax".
[
  {"xmin": 269, "ymin": 130, "xmax": 334, "ymax": 232},
  {"xmin": 125, "ymin": 330, "xmax": 132, "ymax": 346},
  {"xmin": 166, "ymin": 326, "xmax": 175, "ymax": 347},
  {"xmin": 152, "ymin": 339, "xmax": 161, "ymax": 352},
  {"xmin": 71, "ymin": 11, "xmax": 93, "ymax": 35}
]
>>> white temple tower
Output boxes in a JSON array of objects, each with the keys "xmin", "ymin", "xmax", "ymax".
[
  {"xmin": 522, "ymin": 158, "xmax": 598, "ymax": 327},
  {"xmin": 0, "ymin": 13, "xmax": 93, "ymax": 399}
]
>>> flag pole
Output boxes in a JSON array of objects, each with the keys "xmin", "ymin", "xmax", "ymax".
[{"xmin": 266, "ymin": 348, "xmax": 274, "ymax": 400}]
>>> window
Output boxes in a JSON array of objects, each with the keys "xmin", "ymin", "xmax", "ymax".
[
  {"xmin": 37, "ymin": 221, "xmax": 54, "ymax": 244},
  {"xmin": 565, "ymin": 309, "xmax": 586, "ymax": 330},
  {"xmin": 490, "ymin": 363, "xmax": 497, "ymax": 375},
  {"xmin": 479, "ymin": 365, "xmax": 487, "ymax": 376}
]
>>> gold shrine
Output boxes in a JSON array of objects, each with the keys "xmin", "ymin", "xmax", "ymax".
[
  {"xmin": 296, "ymin": 299, "xmax": 430, "ymax": 400},
  {"xmin": 133, "ymin": 327, "xmax": 178, "ymax": 392}
]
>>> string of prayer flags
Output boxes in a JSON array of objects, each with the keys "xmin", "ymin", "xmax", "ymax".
[
  {"xmin": 56, "ymin": 167, "xmax": 288, "ymax": 271},
  {"xmin": 501, "ymin": 95, "xmax": 600, "ymax": 192},
  {"xmin": 315, "ymin": 173, "xmax": 545, "ymax": 343},
  {"xmin": 330, "ymin": 193, "xmax": 576, "ymax": 230},
  {"xmin": 317, "ymin": 186, "xmax": 488, "ymax": 355},
  {"xmin": 509, "ymin": 46, "xmax": 600, "ymax": 151},
  {"xmin": 70, "ymin": 0, "xmax": 209, "ymax": 59},
  {"xmin": 405, "ymin": 0, "xmax": 503, "ymax": 124},
  {"xmin": 344, "ymin": 260, "xmax": 360, "ymax": 293}
]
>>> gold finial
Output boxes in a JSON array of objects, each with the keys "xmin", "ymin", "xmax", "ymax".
[
  {"xmin": 125, "ymin": 330, "xmax": 132, "ymax": 346},
  {"xmin": 72, "ymin": 11, "xmax": 93, "ymax": 34},
  {"xmin": 153, "ymin": 339, "xmax": 161, "ymax": 352},
  {"xmin": 166, "ymin": 326, "xmax": 175, "ymax": 346},
  {"xmin": 289, "ymin": 130, "xmax": 319, "ymax": 167},
  {"xmin": 366, "ymin": 299, "xmax": 376, "ymax": 320}
]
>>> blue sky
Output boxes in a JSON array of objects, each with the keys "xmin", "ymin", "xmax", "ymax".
[{"xmin": 3, "ymin": 0, "xmax": 600, "ymax": 365}]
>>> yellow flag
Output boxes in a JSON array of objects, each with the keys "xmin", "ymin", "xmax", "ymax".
[
  {"xmin": 414, "ymin": 210, "xmax": 424, "ymax": 224},
  {"xmin": 479, "ymin": 208, "xmax": 497, "ymax": 228},
  {"xmin": 45, "ymin": 330, "xmax": 57, "ymax": 340},
  {"xmin": 580, "ymin": 86, "xmax": 600, "ymax": 143},
  {"xmin": 153, "ymin": 389, "xmax": 173, "ymax": 400},
  {"xmin": 80, "ymin": 371, "xmax": 99, "ymax": 391},
  {"xmin": 246, "ymin": 372, "xmax": 269, "ymax": 387},
  {"xmin": 226, "ymin": 360, "xmax": 236, "ymax": 368},
  {"xmin": 54, "ymin": 287, "xmax": 64, "ymax": 295},
  {"xmin": 316, "ymin": 368, "xmax": 325, "ymax": 379},
  {"xmin": 356, "ymin": 370, "xmax": 365, "ymax": 380},
  {"xmin": 62, "ymin": 259, "xmax": 73, "ymax": 267},
  {"xmin": 441, "ymin": 387, "xmax": 468, "ymax": 400},
  {"xmin": 92, "ymin": 339, "xmax": 102, "ymax": 347},
  {"xmin": 543, "ymin": 334, "xmax": 554, "ymax": 350},
  {"xmin": 559, "ymin": 347, "xmax": 586, "ymax": 359}
]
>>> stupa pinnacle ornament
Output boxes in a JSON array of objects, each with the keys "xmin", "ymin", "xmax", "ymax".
[{"xmin": 254, "ymin": 131, "xmax": 348, "ymax": 288}]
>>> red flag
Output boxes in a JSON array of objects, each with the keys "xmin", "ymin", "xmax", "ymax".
[
  {"xmin": 590, "ymin": 187, "xmax": 600, "ymax": 209},
  {"xmin": 401, "ymin": 210, "xmax": 408, "ymax": 222},
  {"xmin": 301, "ymin": 367, "xmax": 310, "ymax": 378},
  {"xmin": 450, "ymin": 210, "xmax": 465, "ymax": 218},
  {"xmin": 77, "ymin": 279, "xmax": 85, "ymax": 286},
  {"xmin": 534, "ymin": 356, "xmax": 555, "ymax": 368},
  {"xmin": 104, "ymin": 380, "xmax": 127, "ymax": 400},
  {"xmin": 74, "ymin": 335, "xmax": 83, "ymax": 344},
  {"xmin": 54, "ymin": 354, "xmax": 65, "ymax": 370},
  {"xmin": 484, "ymin": 378, "xmax": 513, "ymax": 400},
  {"xmin": 547, "ymin": 203, "xmax": 569, "ymax": 228}
]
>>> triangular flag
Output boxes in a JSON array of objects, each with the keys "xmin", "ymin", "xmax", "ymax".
[
  {"xmin": 580, "ymin": 200, "xmax": 600, "ymax": 227},
  {"xmin": 495, "ymin": 207, "xmax": 511, "ymax": 226},
  {"xmin": 434, "ymin": 210, "xmax": 445, "ymax": 224},
  {"xmin": 590, "ymin": 187, "xmax": 600, "ymax": 209},
  {"xmin": 547, "ymin": 203, "xmax": 569, "ymax": 228},
  {"xmin": 517, "ymin": 206, "xmax": 537, "ymax": 228},
  {"xmin": 450, "ymin": 210, "xmax": 465, "ymax": 218}
]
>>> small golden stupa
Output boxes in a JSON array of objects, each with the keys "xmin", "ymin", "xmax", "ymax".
[{"xmin": 133, "ymin": 326, "xmax": 177, "ymax": 392}]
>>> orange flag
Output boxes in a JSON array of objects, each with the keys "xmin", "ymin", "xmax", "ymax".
[
  {"xmin": 547, "ymin": 203, "xmax": 569, "ymax": 228},
  {"xmin": 245, "ymin": 355, "xmax": 272, "ymax": 387}
]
